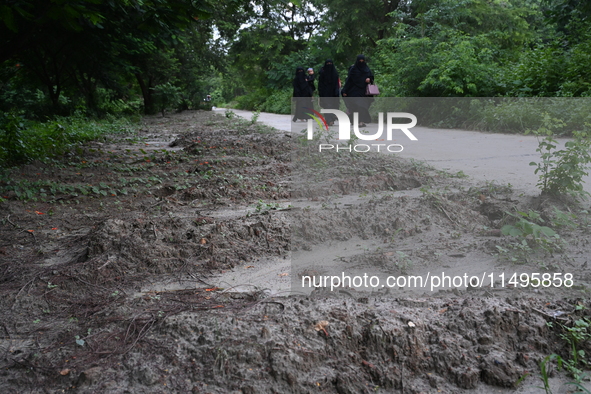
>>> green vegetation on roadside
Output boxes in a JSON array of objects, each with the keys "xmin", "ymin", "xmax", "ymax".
[
  {"xmin": 540, "ymin": 304, "xmax": 591, "ymax": 393},
  {"xmin": 0, "ymin": 112, "xmax": 138, "ymax": 167},
  {"xmin": 4, "ymin": 1, "xmax": 591, "ymax": 120},
  {"xmin": 0, "ymin": 113, "xmax": 277, "ymax": 204},
  {"xmin": 527, "ymin": 116, "xmax": 591, "ymax": 198}
]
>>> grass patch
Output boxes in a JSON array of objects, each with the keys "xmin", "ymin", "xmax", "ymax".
[{"xmin": 0, "ymin": 112, "xmax": 138, "ymax": 167}]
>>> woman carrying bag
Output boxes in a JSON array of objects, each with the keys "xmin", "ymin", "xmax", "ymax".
[{"xmin": 341, "ymin": 54, "xmax": 375, "ymax": 128}]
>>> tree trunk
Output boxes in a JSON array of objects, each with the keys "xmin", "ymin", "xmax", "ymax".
[
  {"xmin": 47, "ymin": 83, "xmax": 61, "ymax": 112},
  {"xmin": 136, "ymin": 73, "xmax": 155, "ymax": 114},
  {"xmin": 73, "ymin": 68, "xmax": 98, "ymax": 115}
]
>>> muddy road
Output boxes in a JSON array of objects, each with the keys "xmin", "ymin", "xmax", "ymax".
[{"xmin": 1, "ymin": 110, "xmax": 591, "ymax": 393}]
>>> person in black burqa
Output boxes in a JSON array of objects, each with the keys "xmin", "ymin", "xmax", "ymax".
[
  {"xmin": 341, "ymin": 54, "xmax": 374, "ymax": 127},
  {"xmin": 292, "ymin": 67, "xmax": 313, "ymax": 122},
  {"xmin": 307, "ymin": 68, "xmax": 316, "ymax": 95},
  {"xmin": 318, "ymin": 59, "xmax": 340, "ymax": 126}
]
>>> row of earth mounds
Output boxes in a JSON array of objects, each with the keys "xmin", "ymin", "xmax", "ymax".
[
  {"xmin": 0, "ymin": 279, "xmax": 262, "ymax": 394},
  {"xmin": 291, "ymin": 150, "xmax": 432, "ymax": 199},
  {"xmin": 67, "ymin": 294, "xmax": 587, "ymax": 393},
  {"xmin": 167, "ymin": 121, "xmax": 293, "ymax": 204},
  {"xmin": 291, "ymin": 172, "xmax": 422, "ymax": 199},
  {"xmin": 83, "ymin": 211, "xmax": 290, "ymax": 278},
  {"xmin": 154, "ymin": 170, "xmax": 291, "ymax": 203},
  {"xmin": 291, "ymin": 191, "xmax": 502, "ymax": 248},
  {"xmin": 5, "ymin": 211, "xmax": 291, "ymax": 316},
  {"xmin": 168, "ymin": 116, "xmax": 292, "ymax": 159}
]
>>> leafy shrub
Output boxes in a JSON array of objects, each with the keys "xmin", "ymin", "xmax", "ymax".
[
  {"xmin": 96, "ymin": 88, "xmax": 142, "ymax": 116},
  {"xmin": 507, "ymin": 35, "xmax": 591, "ymax": 98},
  {"xmin": 233, "ymin": 88, "xmax": 299, "ymax": 114},
  {"xmin": 418, "ymin": 33, "xmax": 501, "ymax": 97},
  {"xmin": 0, "ymin": 113, "xmax": 137, "ymax": 167},
  {"xmin": 259, "ymin": 88, "xmax": 292, "ymax": 114},
  {"xmin": 557, "ymin": 37, "xmax": 591, "ymax": 97},
  {"xmin": 198, "ymin": 101, "xmax": 213, "ymax": 111},
  {"xmin": 392, "ymin": 98, "xmax": 591, "ymax": 136},
  {"xmin": 545, "ymin": 314, "xmax": 591, "ymax": 384},
  {"xmin": 374, "ymin": 28, "xmax": 504, "ymax": 97},
  {"xmin": 0, "ymin": 113, "xmax": 29, "ymax": 165},
  {"xmin": 498, "ymin": 209, "xmax": 563, "ymax": 264},
  {"xmin": 153, "ymin": 82, "xmax": 182, "ymax": 115},
  {"xmin": 506, "ymin": 45, "xmax": 564, "ymax": 97},
  {"xmin": 235, "ymin": 88, "xmax": 269, "ymax": 111},
  {"xmin": 527, "ymin": 115, "xmax": 591, "ymax": 197},
  {"xmin": 0, "ymin": 83, "xmax": 55, "ymax": 120}
]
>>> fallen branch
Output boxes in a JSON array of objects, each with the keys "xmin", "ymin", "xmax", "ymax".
[{"xmin": 6, "ymin": 215, "xmax": 18, "ymax": 228}]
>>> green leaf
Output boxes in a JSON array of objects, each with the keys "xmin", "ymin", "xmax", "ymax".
[
  {"xmin": 540, "ymin": 226, "xmax": 556, "ymax": 237},
  {"xmin": 509, "ymin": 228, "xmax": 523, "ymax": 237},
  {"xmin": 501, "ymin": 225, "xmax": 519, "ymax": 236}
]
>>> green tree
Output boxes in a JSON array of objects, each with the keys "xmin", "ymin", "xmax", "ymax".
[
  {"xmin": 319, "ymin": 0, "xmax": 407, "ymax": 56},
  {"xmin": 0, "ymin": 0, "xmax": 221, "ymax": 115},
  {"xmin": 374, "ymin": 0, "xmax": 543, "ymax": 97}
]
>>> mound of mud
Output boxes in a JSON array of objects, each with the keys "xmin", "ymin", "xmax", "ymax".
[
  {"xmin": 292, "ymin": 193, "xmax": 492, "ymax": 246},
  {"xmin": 83, "ymin": 212, "xmax": 290, "ymax": 277},
  {"xmin": 63, "ymin": 295, "xmax": 587, "ymax": 393},
  {"xmin": 2, "ymin": 110, "xmax": 591, "ymax": 394}
]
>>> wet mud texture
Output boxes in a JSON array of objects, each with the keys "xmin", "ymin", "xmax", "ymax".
[{"xmin": 1, "ymin": 110, "xmax": 591, "ymax": 393}]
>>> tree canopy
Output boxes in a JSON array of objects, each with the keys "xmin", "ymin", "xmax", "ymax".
[{"xmin": 1, "ymin": 0, "xmax": 590, "ymax": 118}]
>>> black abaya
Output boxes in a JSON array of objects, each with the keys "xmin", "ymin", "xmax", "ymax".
[
  {"xmin": 293, "ymin": 67, "xmax": 313, "ymax": 121},
  {"xmin": 318, "ymin": 59, "xmax": 340, "ymax": 124},
  {"xmin": 341, "ymin": 55, "xmax": 374, "ymax": 124}
]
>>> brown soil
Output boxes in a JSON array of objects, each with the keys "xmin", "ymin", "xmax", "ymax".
[{"xmin": 1, "ymin": 110, "xmax": 591, "ymax": 393}]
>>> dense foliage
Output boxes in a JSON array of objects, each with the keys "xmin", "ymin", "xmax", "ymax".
[
  {"xmin": 1, "ymin": 0, "xmax": 591, "ymax": 146},
  {"xmin": 222, "ymin": 0, "xmax": 591, "ymax": 111}
]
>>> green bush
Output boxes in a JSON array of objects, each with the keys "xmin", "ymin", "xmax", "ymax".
[
  {"xmin": 235, "ymin": 88, "xmax": 269, "ymax": 111},
  {"xmin": 198, "ymin": 101, "xmax": 213, "ymax": 111},
  {"xmin": 375, "ymin": 29, "xmax": 504, "ymax": 97},
  {"xmin": 506, "ymin": 45, "xmax": 564, "ymax": 97},
  {"xmin": 96, "ymin": 88, "xmax": 142, "ymax": 116},
  {"xmin": 498, "ymin": 209, "xmax": 563, "ymax": 264},
  {"xmin": 259, "ymin": 88, "xmax": 292, "ymax": 114},
  {"xmin": 231, "ymin": 88, "xmax": 293, "ymax": 114},
  {"xmin": 153, "ymin": 82, "xmax": 182, "ymax": 115},
  {"xmin": 0, "ymin": 84, "xmax": 55, "ymax": 119},
  {"xmin": 528, "ymin": 115, "xmax": 591, "ymax": 197},
  {"xmin": 0, "ymin": 113, "xmax": 137, "ymax": 167},
  {"xmin": 0, "ymin": 113, "xmax": 29, "ymax": 165},
  {"xmin": 457, "ymin": 99, "xmax": 591, "ymax": 135},
  {"xmin": 395, "ymin": 98, "xmax": 591, "ymax": 136},
  {"xmin": 506, "ymin": 35, "xmax": 591, "ymax": 98}
]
